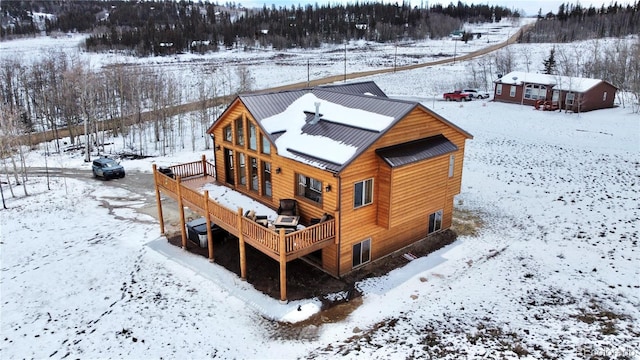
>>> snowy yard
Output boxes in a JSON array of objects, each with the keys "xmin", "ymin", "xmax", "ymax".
[{"xmin": 1, "ymin": 19, "xmax": 639, "ymax": 359}]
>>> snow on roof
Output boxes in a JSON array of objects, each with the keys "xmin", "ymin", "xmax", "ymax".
[
  {"xmin": 260, "ymin": 93, "xmax": 394, "ymax": 167},
  {"xmin": 496, "ymin": 71, "xmax": 603, "ymax": 93}
]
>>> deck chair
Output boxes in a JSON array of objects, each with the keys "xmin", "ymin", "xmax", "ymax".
[{"xmin": 277, "ymin": 199, "xmax": 299, "ymax": 216}]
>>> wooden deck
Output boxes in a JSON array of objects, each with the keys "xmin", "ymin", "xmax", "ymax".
[{"xmin": 153, "ymin": 157, "xmax": 337, "ymax": 262}]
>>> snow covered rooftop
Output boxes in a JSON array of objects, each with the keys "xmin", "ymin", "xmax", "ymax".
[
  {"xmin": 496, "ymin": 71, "xmax": 607, "ymax": 92},
  {"xmin": 237, "ymin": 82, "xmax": 420, "ymax": 173}
]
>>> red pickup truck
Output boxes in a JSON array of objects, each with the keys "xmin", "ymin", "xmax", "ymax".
[{"xmin": 443, "ymin": 90, "xmax": 472, "ymax": 101}]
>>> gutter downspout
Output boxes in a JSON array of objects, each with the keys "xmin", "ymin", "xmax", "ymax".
[{"xmin": 336, "ymin": 173, "xmax": 342, "ymax": 278}]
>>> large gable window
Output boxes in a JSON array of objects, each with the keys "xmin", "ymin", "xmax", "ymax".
[
  {"xmin": 297, "ymin": 173, "xmax": 322, "ymax": 204},
  {"xmin": 262, "ymin": 162, "xmax": 272, "ymax": 197},
  {"xmin": 223, "ymin": 125, "xmax": 232, "ymax": 142},
  {"xmin": 261, "ymin": 135, "xmax": 271, "ymax": 154},
  {"xmin": 352, "ymin": 238, "xmax": 371, "ymax": 268},
  {"xmin": 248, "ymin": 122, "xmax": 257, "ymax": 151},
  {"xmin": 354, "ymin": 179, "xmax": 373, "ymax": 208},
  {"xmin": 250, "ymin": 157, "xmax": 258, "ymax": 191},
  {"xmin": 237, "ymin": 153, "xmax": 246, "ymax": 186},
  {"xmin": 235, "ymin": 116, "xmax": 244, "ymax": 146}
]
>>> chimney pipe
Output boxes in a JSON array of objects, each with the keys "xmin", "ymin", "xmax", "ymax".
[{"xmin": 311, "ymin": 102, "xmax": 321, "ymax": 124}]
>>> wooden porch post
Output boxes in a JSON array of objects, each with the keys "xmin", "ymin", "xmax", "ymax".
[
  {"xmin": 237, "ymin": 207, "xmax": 247, "ymax": 280},
  {"xmin": 204, "ymin": 190, "xmax": 214, "ymax": 262},
  {"xmin": 152, "ymin": 164, "xmax": 165, "ymax": 235},
  {"xmin": 333, "ymin": 210, "xmax": 340, "ymax": 245},
  {"xmin": 279, "ymin": 228, "xmax": 287, "ymax": 303},
  {"xmin": 201, "ymin": 154, "xmax": 207, "ymax": 175},
  {"xmin": 176, "ymin": 176, "xmax": 187, "ymax": 249}
]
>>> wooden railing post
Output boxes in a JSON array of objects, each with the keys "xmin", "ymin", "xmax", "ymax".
[
  {"xmin": 177, "ymin": 176, "xmax": 187, "ymax": 249},
  {"xmin": 201, "ymin": 154, "xmax": 207, "ymax": 175},
  {"xmin": 204, "ymin": 190, "xmax": 214, "ymax": 262},
  {"xmin": 279, "ymin": 228, "xmax": 287, "ymax": 303},
  {"xmin": 152, "ymin": 164, "xmax": 165, "ymax": 235},
  {"xmin": 237, "ymin": 207, "xmax": 246, "ymax": 280}
]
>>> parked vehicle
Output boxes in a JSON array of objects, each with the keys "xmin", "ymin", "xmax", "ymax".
[
  {"xmin": 463, "ymin": 88, "xmax": 491, "ymax": 99},
  {"xmin": 186, "ymin": 218, "xmax": 225, "ymax": 248},
  {"xmin": 92, "ymin": 157, "xmax": 125, "ymax": 179},
  {"xmin": 443, "ymin": 90, "xmax": 471, "ymax": 101}
]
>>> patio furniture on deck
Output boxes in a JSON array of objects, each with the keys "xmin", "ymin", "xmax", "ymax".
[
  {"xmin": 277, "ymin": 199, "xmax": 299, "ymax": 217},
  {"xmin": 245, "ymin": 209, "xmax": 269, "ymax": 227}
]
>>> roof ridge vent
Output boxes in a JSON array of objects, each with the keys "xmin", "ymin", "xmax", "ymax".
[{"xmin": 310, "ymin": 102, "xmax": 321, "ymax": 124}]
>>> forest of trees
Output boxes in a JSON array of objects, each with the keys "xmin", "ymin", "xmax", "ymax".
[{"xmin": 2, "ymin": 1, "xmax": 517, "ymax": 54}]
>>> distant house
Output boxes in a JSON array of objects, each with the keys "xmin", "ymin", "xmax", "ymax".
[
  {"xmin": 493, "ymin": 71, "xmax": 617, "ymax": 112},
  {"xmin": 153, "ymin": 81, "xmax": 473, "ymax": 301}
]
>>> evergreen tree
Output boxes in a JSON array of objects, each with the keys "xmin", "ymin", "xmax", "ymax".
[{"xmin": 543, "ymin": 47, "xmax": 557, "ymax": 74}]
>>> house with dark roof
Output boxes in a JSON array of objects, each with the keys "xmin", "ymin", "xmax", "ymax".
[
  {"xmin": 152, "ymin": 81, "xmax": 472, "ymax": 301},
  {"xmin": 493, "ymin": 71, "xmax": 617, "ymax": 112}
]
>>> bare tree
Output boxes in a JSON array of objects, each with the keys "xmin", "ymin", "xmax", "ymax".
[{"xmin": 493, "ymin": 46, "xmax": 515, "ymax": 77}]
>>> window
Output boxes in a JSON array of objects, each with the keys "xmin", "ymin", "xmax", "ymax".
[
  {"xmin": 566, "ymin": 93, "xmax": 575, "ymax": 105},
  {"xmin": 509, "ymin": 85, "xmax": 516, "ymax": 97},
  {"xmin": 261, "ymin": 135, "xmax": 270, "ymax": 154},
  {"xmin": 235, "ymin": 116, "xmax": 244, "ymax": 146},
  {"xmin": 428, "ymin": 210, "xmax": 443, "ymax": 234},
  {"xmin": 297, "ymin": 173, "xmax": 322, "ymax": 203},
  {"xmin": 523, "ymin": 84, "xmax": 546, "ymax": 100},
  {"xmin": 354, "ymin": 179, "xmax": 373, "ymax": 208},
  {"xmin": 262, "ymin": 162, "xmax": 272, "ymax": 197},
  {"xmin": 496, "ymin": 84, "xmax": 502, "ymax": 96},
  {"xmin": 248, "ymin": 122, "xmax": 257, "ymax": 151},
  {"xmin": 448, "ymin": 155, "xmax": 455, "ymax": 178},
  {"xmin": 603, "ymin": 92, "xmax": 607, "ymax": 101},
  {"xmin": 352, "ymin": 238, "xmax": 371, "ymax": 268},
  {"xmin": 250, "ymin": 157, "xmax": 258, "ymax": 191},
  {"xmin": 223, "ymin": 125, "xmax": 232, "ymax": 142},
  {"xmin": 237, "ymin": 153, "xmax": 246, "ymax": 186}
]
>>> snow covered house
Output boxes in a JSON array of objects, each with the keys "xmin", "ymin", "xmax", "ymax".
[
  {"xmin": 493, "ymin": 71, "xmax": 617, "ymax": 112},
  {"xmin": 153, "ymin": 81, "xmax": 472, "ymax": 301}
]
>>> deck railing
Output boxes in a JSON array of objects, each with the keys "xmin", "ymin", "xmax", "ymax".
[
  {"xmin": 170, "ymin": 155, "xmax": 215, "ymax": 179},
  {"xmin": 154, "ymin": 162, "xmax": 335, "ymax": 259}
]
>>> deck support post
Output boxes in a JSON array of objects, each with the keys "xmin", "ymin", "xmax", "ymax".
[
  {"xmin": 237, "ymin": 207, "xmax": 247, "ymax": 280},
  {"xmin": 279, "ymin": 228, "xmax": 287, "ymax": 303},
  {"xmin": 204, "ymin": 190, "xmax": 214, "ymax": 262},
  {"xmin": 152, "ymin": 164, "xmax": 165, "ymax": 235},
  {"xmin": 201, "ymin": 154, "xmax": 207, "ymax": 175},
  {"xmin": 176, "ymin": 176, "xmax": 187, "ymax": 249}
]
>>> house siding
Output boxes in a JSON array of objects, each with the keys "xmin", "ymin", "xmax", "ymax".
[
  {"xmin": 212, "ymin": 100, "xmax": 342, "ymax": 276},
  {"xmin": 493, "ymin": 77, "xmax": 617, "ymax": 112},
  {"xmin": 337, "ymin": 107, "xmax": 468, "ymax": 276}
]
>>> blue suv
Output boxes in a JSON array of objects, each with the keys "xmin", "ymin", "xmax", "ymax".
[{"xmin": 92, "ymin": 157, "xmax": 125, "ymax": 180}]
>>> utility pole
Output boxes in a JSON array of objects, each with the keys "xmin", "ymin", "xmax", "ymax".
[{"xmin": 344, "ymin": 41, "xmax": 347, "ymax": 82}]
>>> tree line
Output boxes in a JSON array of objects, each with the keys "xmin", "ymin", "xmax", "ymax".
[{"xmin": 2, "ymin": 0, "xmax": 516, "ymax": 54}]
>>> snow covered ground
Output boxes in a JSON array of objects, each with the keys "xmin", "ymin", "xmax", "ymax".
[{"xmin": 2, "ymin": 20, "xmax": 639, "ymax": 359}]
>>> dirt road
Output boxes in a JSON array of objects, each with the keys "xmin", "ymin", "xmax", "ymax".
[{"xmin": 25, "ymin": 23, "xmax": 532, "ymax": 146}]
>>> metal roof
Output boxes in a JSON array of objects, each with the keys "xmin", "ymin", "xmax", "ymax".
[
  {"xmin": 376, "ymin": 134, "xmax": 458, "ymax": 168},
  {"xmin": 226, "ymin": 83, "xmax": 470, "ymax": 173},
  {"xmin": 317, "ymin": 81, "xmax": 388, "ymax": 97}
]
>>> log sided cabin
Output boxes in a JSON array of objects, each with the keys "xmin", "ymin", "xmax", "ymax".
[
  {"xmin": 493, "ymin": 71, "xmax": 617, "ymax": 112},
  {"xmin": 153, "ymin": 81, "xmax": 473, "ymax": 301}
]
